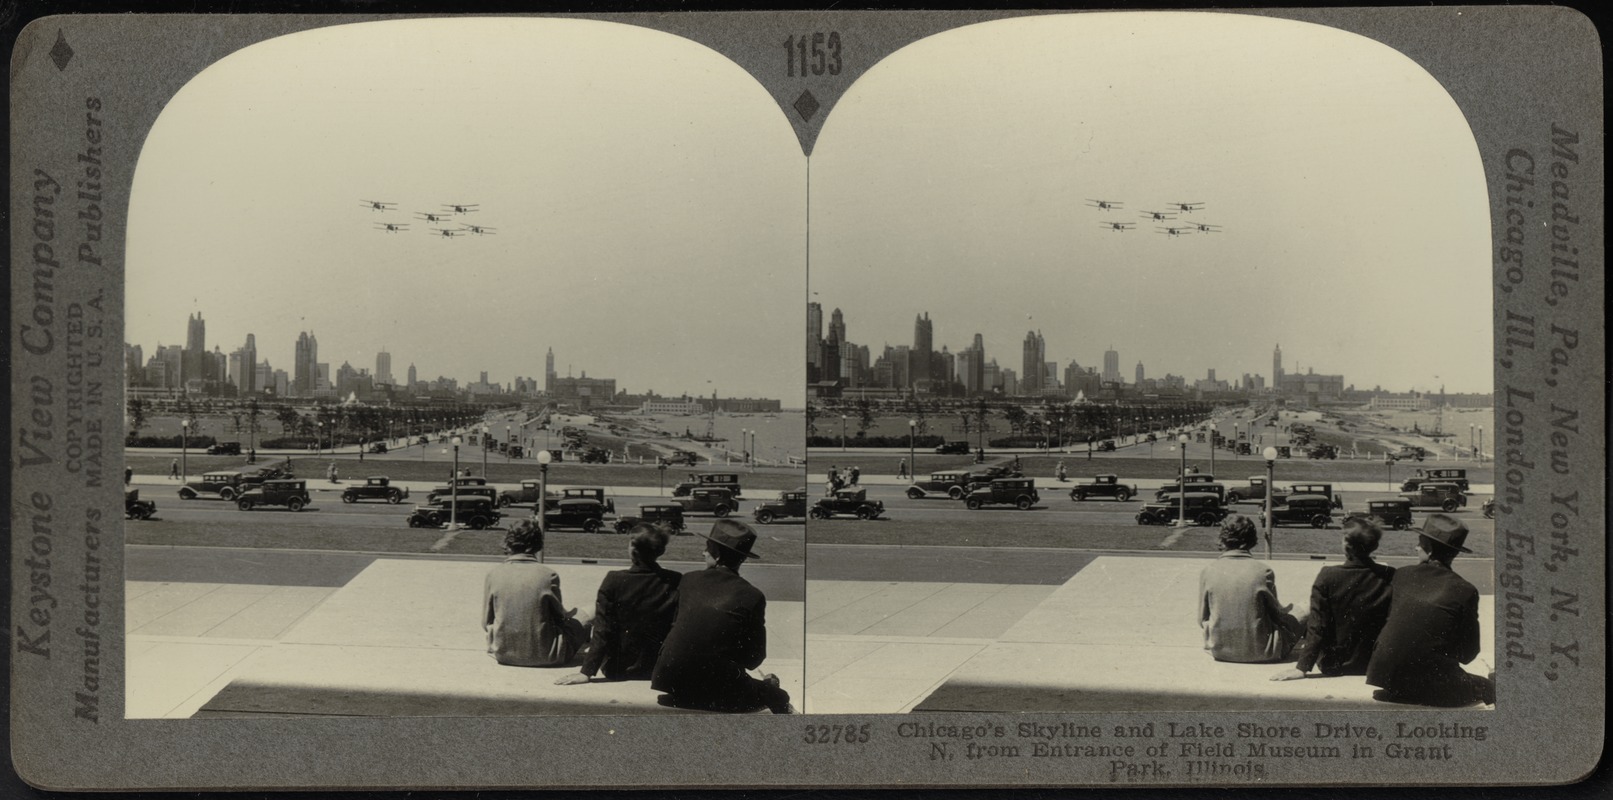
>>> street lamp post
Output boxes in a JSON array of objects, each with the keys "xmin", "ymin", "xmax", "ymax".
[
  {"xmin": 1469, "ymin": 424, "xmax": 1475, "ymax": 462},
  {"xmin": 1263, "ymin": 446, "xmax": 1278, "ymax": 558},
  {"xmin": 181, "ymin": 419, "xmax": 190, "ymax": 483},
  {"xmin": 446, "ymin": 436, "xmax": 462, "ymax": 529},
  {"xmin": 536, "ymin": 449, "xmax": 552, "ymax": 563},
  {"xmin": 741, "ymin": 428, "xmax": 749, "ymax": 470},
  {"xmin": 481, "ymin": 424, "xmax": 489, "ymax": 477},
  {"xmin": 841, "ymin": 415, "xmax": 847, "ymax": 452},
  {"xmin": 1478, "ymin": 426, "xmax": 1484, "ymax": 464},
  {"xmin": 505, "ymin": 425, "xmax": 511, "ymax": 462},
  {"xmin": 1175, "ymin": 433, "xmax": 1189, "ymax": 527},
  {"xmin": 908, "ymin": 419, "xmax": 917, "ymax": 481},
  {"xmin": 1385, "ymin": 455, "xmax": 1394, "ymax": 491},
  {"xmin": 1205, "ymin": 423, "xmax": 1216, "ymax": 476}
]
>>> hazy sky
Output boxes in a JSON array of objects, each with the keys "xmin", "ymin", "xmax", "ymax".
[
  {"xmin": 810, "ymin": 13, "xmax": 1493, "ymax": 393},
  {"xmin": 128, "ymin": 18, "xmax": 805, "ymax": 401}
]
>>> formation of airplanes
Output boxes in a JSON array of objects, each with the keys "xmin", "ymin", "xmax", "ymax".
[
  {"xmin": 360, "ymin": 200, "xmax": 495, "ymax": 238},
  {"xmin": 1087, "ymin": 199, "xmax": 1224, "ymax": 236}
]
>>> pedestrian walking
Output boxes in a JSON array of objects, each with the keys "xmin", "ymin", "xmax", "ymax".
[
  {"xmin": 897, "ymin": 459, "xmax": 908, "ymax": 480},
  {"xmin": 125, "ymin": 466, "xmax": 133, "ymax": 486},
  {"xmin": 169, "ymin": 459, "xmax": 179, "ymax": 480},
  {"xmin": 328, "ymin": 462, "xmax": 339, "ymax": 483},
  {"xmin": 849, "ymin": 466, "xmax": 860, "ymax": 486}
]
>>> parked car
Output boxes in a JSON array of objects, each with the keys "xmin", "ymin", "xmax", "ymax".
[
  {"xmin": 407, "ymin": 497, "xmax": 502, "ymax": 530},
  {"xmin": 753, "ymin": 489, "xmax": 809, "ymax": 524},
  {"xmin": 1261, "ymin": 494, "xmax": 1335, "ymax": 528},
  {"xmin": 1400, "ymin": 468, "xmax": 1470, "ymax": 493},
  {"xmin": 810, "ymin": 488, "xmax": 886, "ymax": 520},
  {"xmin": 206, "ymin": 441, "xmax": 242, "ymax": 456},
  {"xmin": 1285, "ymin": 483, "xmax": 1344, "ymax": 509},
  {"xmin": 1225, "ymin": 476, "xmax": 1288, "ymax": 504},
  {"xmin": 1401, "ymin": 482, "xmax": 1468, "ymax": 512},
  {"xmin": 578, "ymin": 447, "xmax": 611, "ymax": 464},
  {"xmin": 1307, "ymin": 444, "xmax": 1339, "ymax": 460},
  {"xmin": 1136, "ymin": 492, "xmax": 1229, "ymax": 527},
  {"xmin": 1391, "ymin": 445, "xmax": 1427, "ymax": 462},
  {"xmin": 341, "ymin": 476, "xmax": 409, "ymax": 504},
  {"xmin": 559, "ymin": 487, "xmax": 615, "ymax": 515},
  {"xmin": 1069, "ymin": 474, "xmax": 1137, "ymax": 502},
  {"xmin": 1155, "ymin": 477, "xmax": 1227, "ymax": 504},
  {"xmin": 178, "ymin": 471, "xmax": 249, "ymax": 501},
  {"xmin": 1096, "ymin": 440, "xmax": 1117, "ymax": 452},
  {"xmin": 1363, "ymin": 499, "xmax": 1415, "ymax": 530},
  {"xmin": 964, "ymin": 478, "xmax": 1040, "ymax": 510},
  {"xmin": 615, "ymin": 503, "xmax": 687, "ymax": 534},
  {"xmin": 672, "ymin": 472, "xmax": 743, "ymax": 498},
  {"xmin": 934, "ymin": 441, "xmax": 971, "ymax": 455},
  {"xmin": 497, "ymin": 479, "xmax": 553, "ymax": 508},
  {"xmin": 674, "ymin": 487, "xmax": 741, "ymax": 517},
  {"xmin": 235, "ymin": 479, "xmax": 312, "ymax": 512},
  {"xmin": 367, "ymin": 441, "xmax": 388, "ymax": 454},
  {"xmin": 906, "ymin": 470, "xmax": 975, "ymax": 500},
  {"xmin": 539, "ymin": 498, "xmax": 610, "ymax": 532},
  {"xmin": 124, "ymin": 489, "xmax": 156, "ymax": 520}
]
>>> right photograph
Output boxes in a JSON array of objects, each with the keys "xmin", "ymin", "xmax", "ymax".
[{"xmin": 803, "ymin": 12, "xmax": 1496, "ymax": 714}]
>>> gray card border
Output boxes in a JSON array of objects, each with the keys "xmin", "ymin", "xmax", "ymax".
[{"xmin": 8, "ymin": 7, "xmax": 1606, "ymax": 790}]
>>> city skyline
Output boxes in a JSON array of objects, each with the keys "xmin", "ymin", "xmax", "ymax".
[
  {"xmin": 808, "ymin": 14, "xmax": 1493, "ymax": 395},
  {"xmin": 125, "ymin": 19, "xmax": 804, "ymax": 403}
]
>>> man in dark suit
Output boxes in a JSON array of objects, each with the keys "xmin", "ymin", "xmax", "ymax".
[
  {"xmin": 652, "ymin": 519, "xmax": 794, "ymax": 713},
  {"xmin": 1366, "ymin": 514, "xmax": 1493, "ymax": 706},
  {"xmin": 555, "ymin": 523, "xmax": 681, "ymax": 685},
  {"xmin": 1271, "ymin": 516, "xmax": 1396, "ymax": 681}
]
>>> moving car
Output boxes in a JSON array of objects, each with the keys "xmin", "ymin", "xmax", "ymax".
[
  {"xmin": 407, "ymin": 497, "xmax": 502, "ymax": 530},
  {"xmin": 1363, "ymin": 499, "xmax": 1415, "ymax": 530},
  {"xmin": 671, "ymin": 472, "xmax": 743, "ymax": 498},
  {"xmin": 934, "ymin": 441, "xmax": 971, "ymax": 455},
  {"xmin": 235, "ymin": 479, "xmax": 312, "ymax": 512},
  {"xmin": 906, "ymin": 470, "xmax": 975, "ymax": 500},
  {"xmin": 341, "ymin": 476, "xmax": 410, "ymax": 504},
  {"xmin": 674, "ymin": 487, "xmax": 741, "ymax": 517},
  {"xmin": 1399, "ymin": 468, "xmax": 1470, "ymax": 493},
  {"xmin": 178, "ymin": 471, "xmax": 249, "ymax": 501},
  {"xmin": 810, "ymin": 488, "xmax": 885, "ymax": 520},
  {"xmin": 1391, "ymin": 445, "xmax": 1427, "ymax": 462},
  {"xmin": 615, "ymin": 503, "xmax": 687, "ymax": 534},
  {"xmin": 538, "ymin": 498, "xmax": 610, "ymax": 532},
  {"xmin": 964, "ymin": 478, "xmax": 1040, "ymax": 510},
  {"xmin": 1286, "ymin": 483, "xmax": 1344, "ymax": 510},
  {"xmin": 125, "ymin": 489, "xmax": 156, "ymax": 520},
  {"xmin": 1225, "ymin": 476, "xmax": 1287, "ymax": 504},
  {"xmin": 426, "ymin": 476, "xmax": 490, "ymax": 503},
  {"xmin": 1261, "ymin": 494, "xmax": 1335, "ymax": 528},
  {"xmin": 1136, "ymin": 492, "xmax": 1229, "ymax": 527},
  {"xmin": 206, "ymin": 441, "xmax": 242, "ymax": 456},
  {"xmin": 1400, "ymin": 482, "xmax": 1467, "ymax": 512},
  {"xmin": 753, "ymin": 489, "xmax": 809, "ymax": 524},
  {"xmin": 497, "ymin": 479, "xmax": 553, "ymax": 508},
  {"xmin": 1069, "ymin": 474, "xmax": 1137, "ymax": 502}
]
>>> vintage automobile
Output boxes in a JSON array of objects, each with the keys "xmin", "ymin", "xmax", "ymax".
[
  {"xmin": 674, "ymin": 487, "xmax": 741, "ymax": 517},
  {"xmin": 1261, "ymin": 494, "xmax": 1335, "ymax": 528},
  {"xmin": 206, "ymin": 441, "xmax": 242, "ymax": 456},
  {"xmin": 1136, "ymin": 492, "xmax": 1229, "ymax": 527},
  {"xmin": 809, "ymin": 488, "xmax": 886, "ymax": 520},
  {"xmin": 1399, "ymin": 468, "xmax": 1471, "ymax": 493},
  {"xmin": 1390, "ymin": 445, "xmax": 1428, "ymax": 462},
  {"xmin": 235, "ymin": 479, "xmax": 312, "ymax": 512},
  {"xmin": 426, "ymin": 476, "xmax": 490, "ymax": 503},
  {"xmin": 558, "ymin": 487, "xmax": 616, "ymax": 514},
  {"xmin": 125, "ymin": 489, "xmax": 156, "ymax": 520},
  {"xmin": 906, "ymin": 470, "xmax": 976, "ymax": 500},
  {"xmin": 1363, "ymin": 499, "xmax": 1416, "ymax": 530},
  {"xmin": 1400, "ymin": 482, "xmax": 1468, "ymax": 512},
  {"xmin": 1155, "ymin": 475, "xmax": 1227, "ymax": 503},
  {"xmin": 538, "ymin": 498, "xmax": 610, "ymax": 532},
  {"xmin": 578, "ymin": 447, "xmax": 611, "ymax": 464},
  {"xmin": 178, "ymin": 471, "xmax": 250, "ymax": 501},
  {"xmin": 753, "ymin": 489, "xmax": 809, "ymax": 524},
  {"xmin": 1225, "ymin": 476, "xmax": 1288, "ymax": 505},
  {"xmin": 341, "ymin": 476, "xmax": 410, "ymax": 504},
  {"xmin": 497, "ymin": 479, "xmax": 553, "ymax": 508},
  {"xmin": 1285, "ymin": 483, "xmax": 1344, "ymax": 509},
  {"xmin": 1096, "ymin": 440, "xmax": 1117, "ymax": 452},
  {"xmin": 672, "ymin": 472, "xmax": 743, "ymax": 498},
  {"xmin": 615, "ymin": 503, "xmax": 687, "ymax": 534},
  {"xmin": 934, "ymin": 441, "xmax": 972, "ymax": 455},
  {"xmin": 964, "ymin": 478, "xmax": 1040, "ymax": 510},
  {"xmin": 1236, "ymin": 442, "xmax": 1253, "ymax": 456},
  {"xmin": 664, "ymin": 449, "xmax": 700, "ymax": 466},
  {"xmin": 1307, "ymin": 444, "xmax": 1339, "ymax": 460},
  {"xmin": 407, "ymin": 496, "xmax": 502, "ymax": 530},
  {"xmin": 1069, "ymin": 474, "xmax": 1137, "ymax": 502},
  {"xmin": 368, "ymin": 441, "xmax": 389, "ymax": 454}
]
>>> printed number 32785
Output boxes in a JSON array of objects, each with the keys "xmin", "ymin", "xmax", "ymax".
[{"xmin": 804, "ymin": 723, "xmax": 871, "ymax": 744}]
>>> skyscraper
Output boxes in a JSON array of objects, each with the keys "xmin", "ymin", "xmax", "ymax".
[
  {"xmin": 241, "ymin": 333, "xmax": 257, "ymax": 394},
  {"xmin": 911, "ymin": 313, "xmax": 933, "ymax": 390},
  {"xmin": 1135, "ymin": 361, "xmax": 1145, "ymax": 386},
  {"xmin": 1272, "ymin": 343, "xmax": 1283, "ymax": 392},
  {"xmin": 294, "ymin": 331, "xmax": 318, "ymax": 396},
  {"xmin": 1103, "ymin": 347, "xmax": 1120, "ymax": 384},
  {"xmin": 829, "ymin": 307, "xmax": 846, "ymax": 345},
  {"xmin": 807, "ymin": 302, "xmax": 823, "ymax": 372},
  {"xmin": 1021, "ymin": 330, "xmax": 1044, "ymax": 395},
  {"xmin": 408, "ymin": 363, "xmax": 417, "ymax": 388},
  {"xmin": 545, "ymin": 347, "xmax": 556, "ymax": 392},
  {"xmin": 376, "ymin": 350, "xmax": 393, "ymax": 386},
  {"xmin": 185, "ymin": 312, "xmax": 207, "ymax": 382}
]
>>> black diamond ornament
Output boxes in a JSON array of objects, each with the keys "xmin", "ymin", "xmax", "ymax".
[
  {"xmin": 792, "ymin": 90, "xmax": 820, "ymax": 122},
  {"xmin": 50, "ymin": 30, "xmax": 74, "ymax": 71}
]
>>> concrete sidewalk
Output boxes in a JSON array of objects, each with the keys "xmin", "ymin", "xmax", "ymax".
[
  {"xmin": 808, "ymin": 556, "xmax": 1494, "ymax": 714},
  {"xmin": 129, "ymin": 559, "xmax": 803, "ymax": 718}
]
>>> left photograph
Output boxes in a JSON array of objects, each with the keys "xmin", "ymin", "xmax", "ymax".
[{"xmin": 122, "ymin": 18, "xmax": 807, "ymax": 718}]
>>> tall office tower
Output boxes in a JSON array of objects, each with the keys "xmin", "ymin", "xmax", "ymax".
[
  {"xmin": 956, "ymin": 347, "xmax": 978, "ymax": 395},
  {"xmin": 256, "ymin": 360, "xmax": 274, "ymax": 394},
  {"xmin": 910, "ymin": 313, "xmax": 933, "ymax": 389},
  {"xmin": 239, "ymin": 334, "xmax": 257, "ymax": 394},
  {"xmin": 376, "ymin": 350, "xmax": 393, "ymax": 385},
  {"xmin": 821, "ymin": 331, "xmax": 842, "ymax": 385},
  {"xmin": 982, "ymin": 358, "xmax": 1000, "ymax": 393},
  {"xmin": 1208, "ymin": 368, "xmax": 1217, "ymax": 383},
  {"xmin": 807, "ymin": 302, "xmax": 823, "ymax": 372},
  {"xmin": 829, "ymin": 307, "xmax": 846, "ymax": 344},
  {"xmin": 125, "ymin": 343, "xmax": 144, "ymax": 384},
  {"xmin": 1135, "ymin": 361, "xmax": 1145, "ymax": 386},
  {"xmin": 940, "ymin": 346, "xmax": 956, "ymax": 389},
  {"xmin": 1272, "ymin": 343, "xmax": 1283, "ymax": 390},
  {"xmin": 545, "ymin": 347, "xmax": 556, "ymax": 392},
  {"xmin": 408, "ymin": 363, "xmax": 418, "ymax": 388},
  {"xmin": 1103, "ymin": 347, "xmax": 1120, "ymax": 384},
  {"xmin": 184, "ymin": 312, "xmax": 207, "ymax": 382},
  {"xmin": 159, "ymin": 345, "xmax": 183, "ymax": 389},
  {"xmin": 294, "ymin": 331, "xmax": 318, "ymax": 395},
  {"xmin": 1021, "ymin": 330, "xmax": 1045, "ymax": 394}
]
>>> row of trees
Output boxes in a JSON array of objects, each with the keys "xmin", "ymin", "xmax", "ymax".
[
  {"xmin": 127, "ymin": 395, "xmax": 517, "ymax": 447},
  {"xmin": 807, "ymin": 397, "xmax": 1216, "ymax": 447}
]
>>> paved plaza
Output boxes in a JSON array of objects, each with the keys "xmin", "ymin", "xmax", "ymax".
[
  {"xmin": 808, "ymin": 555, "xmax": 1494, "ymax": 714},
  {"xmin": 128, "ymin": 559, "xmax": 803, "ymax": 718}
]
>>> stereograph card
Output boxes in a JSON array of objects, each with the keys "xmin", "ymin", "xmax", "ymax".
[{"xmin": 6, "ymin": 6, "xmax": 1604, "ymax": 790}]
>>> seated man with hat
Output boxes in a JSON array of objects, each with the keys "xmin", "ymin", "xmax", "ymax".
[
  {"xmin": 1366, "ymin": 513, "xmax": 1493, "ymax": 706},
  {"xmin": 651, "ymin": 519, "xmax": 794, "ymax": 714}
]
